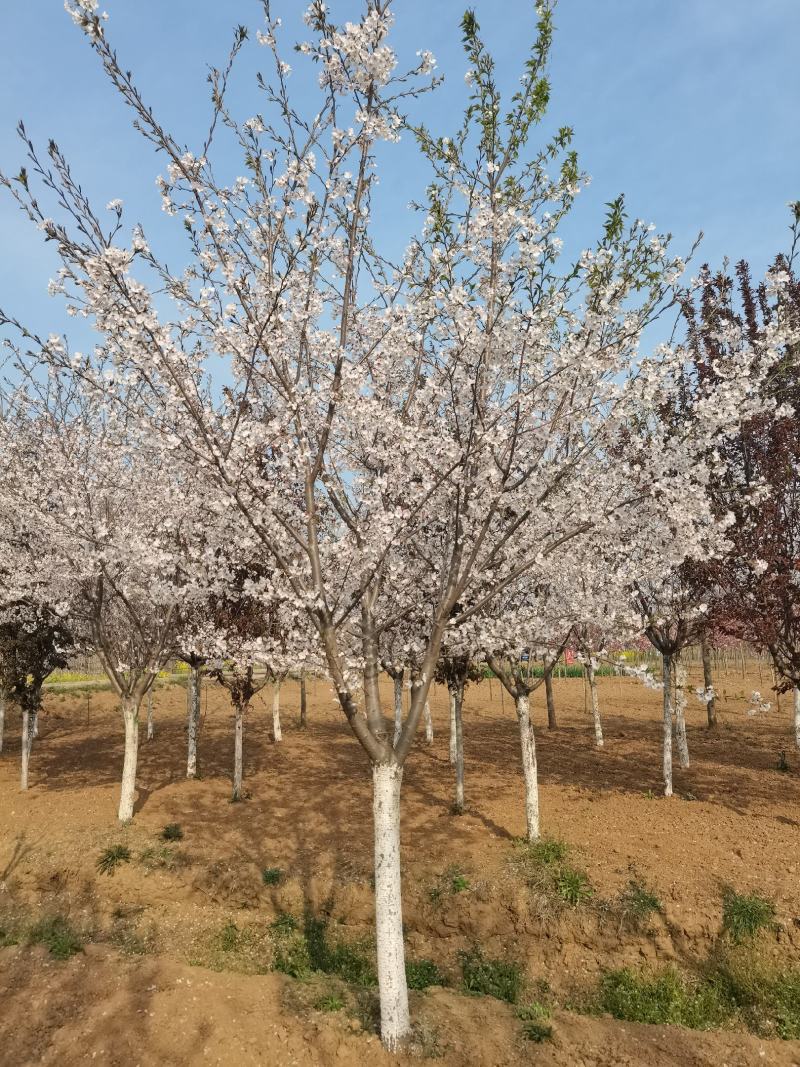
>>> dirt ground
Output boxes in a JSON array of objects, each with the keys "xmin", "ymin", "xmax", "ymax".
[{"xmin": 2, "ymin": 661, "xmax": 800, "ymax": 1066}]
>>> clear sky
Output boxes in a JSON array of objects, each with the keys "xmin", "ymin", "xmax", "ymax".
[{"xmin": 0, "ymin": 0, "xmax": 797, "ymax": 347}]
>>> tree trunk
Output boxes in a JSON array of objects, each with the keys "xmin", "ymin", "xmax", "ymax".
[
  {"xmin": 146, "ymin": 689, "xmax": 155, "ymax": 741},
  {"xmin": 662, "ymin": 653, "xmax": 673, "ymax": 797},
  {"xmin": 587, "ymin": 662, "xmax": 603, "ymax": 747},
  {"xmin": 372, "ymin": 762, "xmax": 409, "ymax": 1051},
  {"xmin": 118, "ymin": 696, "xmax": 140, "ymax": 822},
  {"xmin": 392, "ymin": 673, "xmax": 403, "ymax": 746},
  {"xmin": 454, "ymin": 686, "xmax": 465, "ymax": 813},
  {"xmin": 423, "ymin": 700, "xmax": 433, "ymax": 744},
  {"xmin": 0, "ymin": 691, "xmax": 5, "ymax": 754},
  {"xmin": 187, "ymin": 666, "xmax": 201, "ymax": 778},
  {"xmin": 674, "ymin": 656, "xmax": 690, "ymax": 768},
  {"xmin": 272, "ymin": 678, "xmax": 283, "ymax": 742},
  {"xmin": 232, "ymin": 700, "xmax": 244, "ymax": 801},
  {"xmin": 20, "ymin": 708, "xmax": 31, "ymax": 790},
  {"xmin": 516, "ymin": 694, "xmax": 539, "ymax": 841},
  {"xmin": 449, "ymin": 688, "xmax": 457, "ymax": 765},
  {"xmin": 794, "ymin": 688, "xmax": 800, "ymax": 752},
  {"xmin": 701, "ymin": 637, "xmax": 717, "ymax": 728},
  {"xmin": 300, "ymin": 671, "xmax": 308, "ymax": 728},
  {"xmin": 545, "ymin": 668, "xmax": 557, "ymax": 729},
  {"xmin": 31, "ymin": 710, "xmax": 39, "ymax": 740}
]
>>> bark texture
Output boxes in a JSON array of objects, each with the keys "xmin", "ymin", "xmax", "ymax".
[
  {"xmin": 587, "ymin": 662, "xmax": 603, "ymax": 747},
  {"xmin": 232, "ymin": 701, "xmax": 244, "ymax": 801},
  {"xmin": 272, "ymin": 678, "xmax": 283, "ymax": 742},
  {"xmin": 545, "ymin": 668, "xmax": 556, "ymax": 729},
  {"xmin": 423, "ymin": 700, "xmax": 433, "ymax": 744},
  {"xmin": 662, "ymin": 653, "xmax": 673, "ymax": 797},
  {"xmin": 187, "ymin": 666, "xmax": 201, "ymax": 778},
  {"xmin": 701, "ymin": 637, "xmax": 717, "ymax": 728}
]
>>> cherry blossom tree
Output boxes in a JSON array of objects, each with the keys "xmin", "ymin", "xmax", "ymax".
[{"xmin": 1, "ymin": 0, "xmax": 790, "ymax": 1048}]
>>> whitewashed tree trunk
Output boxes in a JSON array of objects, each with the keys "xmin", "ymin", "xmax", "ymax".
[
  {"xmin": 423, "ymin": 700, "xmax": 433, "ymax": 744},
  {"xmin": 31, "ymin": 710, "xmax": 39, "ymax": 740},
  {"xmin": 118, "ymin": 696, "xmax": 140, "ymax": 822},
  {"xmin": 0, "ymin": 692, "xmax": 5, "ymax": 754},
  {"xmin": 272, "ymin": 678, "xmax": 282, "ymax": 742},
  {"xmin": 20, "ymin": 708, "xmax": 31, "ymax": 790},
  {"xmin": 146, "ymin": 689, "xmax": 154, "ymax": 741},
  {"xmin": 187, "ymin": 666, "xmax": 201, "ymax": 778},
  {"xmin": 516, "ymin": 694, "xmax": 539, "ymax": 841},
  {"xmin": 662, "ymin": 653, "xmax": 673, "ymax": 797},
  {"xmin": 449, "ymin": 688, "xmax": 457, "ymax": 764},
  {"xmin": 793, "ymin": 688, "xmax": 800, "ymax": 752},
  {"xmin": 454, "ymin": 687, "xmax": 465, "ymax": 813},
  {"xmin": 587, "ymin": 662, "xmax": 603, "ymax": 747},
  {"xmin": 392, "ymin": 673, "xmax": 403, "ymax": 746},
  {"xmin": 232, "ymin": 701, "xmax": 244, "ymax": 801},
  {"xmin": 372, "ymin": 762, "xmax": 409, "ymax": 1051}
]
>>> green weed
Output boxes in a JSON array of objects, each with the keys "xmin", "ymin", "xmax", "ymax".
[
  {"xmin": 96, "ymin": 844, "xmax": 131, "ymax": 875},
  {"xmin": 262, "ymin": 867, "xmax": 283, "ymax": 886},
  {"xmin": 721, "ymin": 887, "xmax": 776, "ymax": 943},
  {"xmin": 161, "ymin": 823, "xmax": 184, "ymax": 841},
  {"xmin": 406, "ymin": 958, "xmax": 446, "ymax": 990},
  {"xmin": 28, "ymin": 916, "xmax": 83, "ymax": 960},
  {"xmin": 460, "ymin": 948, "xmax": 523, "ymax": 1004}
]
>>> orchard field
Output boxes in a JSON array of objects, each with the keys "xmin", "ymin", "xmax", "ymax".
[{"xmin": 2, "ymin": 662, "xmax": 800, "ymax": 1066}]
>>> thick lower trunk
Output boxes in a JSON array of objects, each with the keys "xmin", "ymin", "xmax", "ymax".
[
  {"xmin": 299, "ymin": 672, "xmax": 308, "ymax": 728},
  {"xmin": 31, "ymin": 710, "xmax": 39, "ymax": 740},
  {"xmin": 146, "ymin": 690, "xmax": 154, "ymax": 741},
  {"xmin": 21, "ymin": 709, "xmax": 31, "ymax": 790},
  {"xmin": 187, "ymin": 666, "xmax": 201, "ymax": 778},
  {"xmin": 0, "ymin": 692, "xmax": 5, "ymax": 754},
  {"xmin": 454, "ymin": 687, "xmax": 465, "ymax": 813},
  {"xmin": 794, "ymin": 688, "xmax": 800, "ymax": 752},
  {"xmin": 232, "ymin": 702, "xmax": 244, "ymax": 801},
  {"xmin": 392, "ymin": 674, "xmax": 403, "ymax": 746},
  {"xmin": 423, "ymin": 700, "xmax": 433, "ymax": 744},
  {"xmin": 662, "ymin": 654, "xmax": 673, "ymax": 797},
  {"xmin": 516, "ymin": 694, "xmax": 539, "ymax": 841},
  {"xmin": 118, "ymin": 698, "xmax": 140, "ymax": 822},
  {"xmin": 545, "ymin": 669, "xmax": 557, "ymax": 729},
  {"xmin": 449, "ymin": 689, "xmax": 457, "ymax": 765},
  {"xmin": 701, "ymin": 638, "xmax": 717, "ymax": 728},
  {"xmin": 272, "ymin": 679, "xmax": 283, "ymax": 742},
  {"xmin": 674, "ymin": 659, "xmax": 690, "ymax": 768},
  {"xmin": 372, "ymin": 762, "xmax": 410, "ymax": 1051},
  {"xmin": 587, "ymin": 663, "xmax": 603, "ymax": 747}
]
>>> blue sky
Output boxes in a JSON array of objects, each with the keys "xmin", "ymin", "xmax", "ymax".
[{"xmin": 0, "ymin": 0, "xmax": 797, "ymax": 348}]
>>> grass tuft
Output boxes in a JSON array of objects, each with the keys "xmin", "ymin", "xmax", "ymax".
[
  {"xmin": 96, "ymin": 844, "xmax": 131, "ymax": 876},
  {"xmin": 598, "ymin": 966, "xmax": 728, "ymax": 1030},
  {"xmin": 406, "ymin": 957, "xmax": 446, "ymax": 990},
  {"xmin": 161, "ymin": 823, "xmax": 184, "ymax": 841},
  {"xmin": 460, "ymin": 947, "xmax": 523, "ymax": 1004},
  {"xmin": 28, "ymin": 916, "xmax": 83, "ymax": 960},
  {"xmin": 262, "ymin": 867, "xmax": 283, "ymax": 886},
  {"xmin": 721, "ymin": 887, "xmax": 776, "ymax": 943},
  {"xmin": 314, "ymin": 992, "xmax": 345, "ymax": 1012}
]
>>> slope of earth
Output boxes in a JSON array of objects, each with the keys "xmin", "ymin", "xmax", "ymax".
[{"xmin": 1, "ymin": 658, "xmax": 800, "ymax": 1065}]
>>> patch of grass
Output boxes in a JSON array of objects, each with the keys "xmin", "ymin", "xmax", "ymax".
[
  {"xmin": 96, "ymin": 844, "xmax": 131, "ymax": 876},
  {"xmin": 598, "ymin": 967, "xmax": 728, "ymax": 1030},
  {"xmin": 618, "ymin": 879, "xmax": 662, "ymax": 927},
  {"xmin": 721, "ymin": 887, "xmax": 776, "ymax": 943},
  {"xmin": 272, "ymin": 930, "xmax": 312, "ymax": 979},
  {"xmin": 161, "ymin": 823, "xmax": 183, "ymax": 841},
  {"xmin": 28, "ymin": 916, "xmax": 83, "ymax": 960},
  {"xmin": 460, "ymin": 948, "xmax": 523, "ymax": 1004},
  {"xmin": 519, "ymin": 837, "xmax": 568, "ymax": 867},
  {"xmin": 555, "ymin": 867, "xmax": 593, "ymax": 906},
  {"xmin": 450, "ymin": 870, "xmax": 470, "ymax": 893},
  {"xmin": 428, "ymin": 865, "xmax": 470, "ymax": 904},
  {"xmin": 406, "ymin": 958, "xmax": 446, "ymax": 990},
  {"xmin": 138, "ymin": 844, "xmax": 182, "ymax": 872},
  {"xmin": 314, "ymin": 992, "xmax": 345, "ymax": 1012},
  {"xmin": 304, "ymin": 917, "xmax": 377, "ymax": 987},
  {"xmin": 271, "ymin": 913, "xmax": 298, "ymax": 934},
  {"xmin": 217, "ymin": 921, "xmax": 241, "ymax": 952},
  {"xmin": 262, "ymin": 867, "xmax": 283, "ymax": 886},
  {"xmin": 711, "ymin": 952, "xmax": 800, "ymax": 1039},
  {"xmin": 517, "ymin": 1001, "xmax": 552, "ymax": 1041}
]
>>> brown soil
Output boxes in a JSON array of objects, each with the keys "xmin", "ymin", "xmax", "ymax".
[{"xmin": 1, "ymin": 663, "xmax": 800, "ymax": 1066}]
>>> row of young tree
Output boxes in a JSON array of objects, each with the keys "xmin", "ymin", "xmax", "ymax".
[{"xmin": 0, "ymin": 0, "xmax": 798, "ymax": 1049}]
